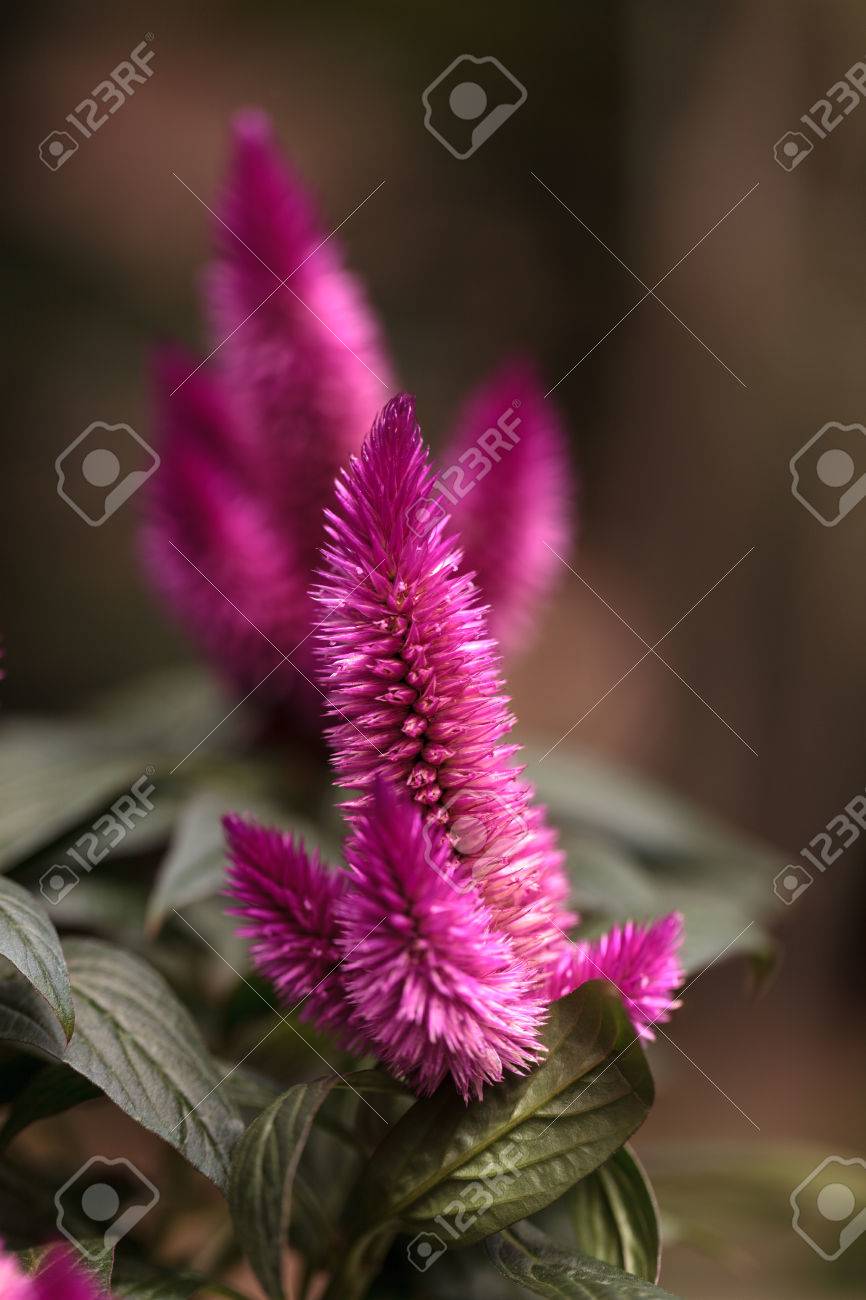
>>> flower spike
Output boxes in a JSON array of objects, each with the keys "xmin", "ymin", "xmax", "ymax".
[
  {"xmin": 337, "ymin": 781, "xmax": 546, "ymax": 1100},
  {"xmin": 224, "ymin": 813, "xmax": 365, "ymax": 1049},
  {"xmin": 312, "ymin": 393, "xmax": 572, "ymax": 976},
  {"xmin": 547, "ymin": 912, "xmax": 684, "ymax": 1039}
]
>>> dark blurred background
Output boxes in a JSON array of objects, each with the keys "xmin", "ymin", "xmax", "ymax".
[{"xmin": 2, "ymin": 2, "xmax": 866, "ymax": 1295}]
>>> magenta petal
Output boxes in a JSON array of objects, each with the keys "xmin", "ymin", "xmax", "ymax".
[
  {"xmin": 548, "ymin": 912, "xmax": 685, "ymax": 1039},
  {"xmin": 443, "ymin": 359, "xmax": 573, "ymax": 652},
  {"xmin": 337, "ymin": 780, "xmax": 546, "ymax": 1100},
  {"xmin": 31, "ymin": 1246, "xmax": 105, "ymax": 1300},
  {"xmin": 207, "ymin": 110, "xmax": 393, "ymax": 564},
  {"xmin": 224, "ymin": 812, "xmax": 368, "ymax": 1050}
]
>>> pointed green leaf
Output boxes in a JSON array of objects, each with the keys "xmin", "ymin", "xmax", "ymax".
[
  {"xmin": 0, "ymin": 940, "xmax": 243, "ymax": 1189},
  {"xmin": 565, "ymin": 1146, "xmax": 660, "ymax": 1282},
  {"xmin": 228, "ymin": 1076, "xmax": 339, "ymax": 1299},
  {"xmin": 354, "ymin": 983, "xmax": 653, "ymax": 1248},
  {"xmin": 486, "ymin": 1221, "xmax": 679, "ymax": 1298},
  {"xmin": 0, "ymin": 877, "xmax": 74, "ymax": 1038}
]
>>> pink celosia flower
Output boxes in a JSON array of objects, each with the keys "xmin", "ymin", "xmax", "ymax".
[
  {"xmin": 547, "ymin": 913, "xmax": 684, "ymax": 1039},
  {"xmin": 0, "ymin": 1243, "xmax": 105, "ymax": 1299},
  {"xmin": 142, "ymin": 112, "xmax": 571, "ymax": 729},
  {"xmin": 223, "ymin": 813, "xmax": 364, "ymax": 1048},
  {"xmin": 224, "ymin": 782, "xmax": 546, "ymax": 1100},
  {"xmin": 337, "ymin": 780, "xmax": 545, "ymax": 1100},
  {"xmin": 312, "ymin": 392, "xmax": 572, "ymax": 975},
  {"xmin": 444, "ymin": 358, "xmax": 572, "ymax": 649},
  {"xmin": 226, "ymin": 393, "xmax": 682, "ymax": 1100}
]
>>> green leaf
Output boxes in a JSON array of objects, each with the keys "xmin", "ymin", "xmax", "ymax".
[
  {"xmin": 564, "ymin": 1146, "xmax": 660, "ymax": 1282},
  {"xmin": 228, "ymin": 1076, "xmax": 339, "ymax": 1299},
  {"xmin": 0, "ymin": 719, "xmax": 147, "ymax": 873},
  {"xmin": 486, "ymin": 1221, "xmax": 679, "ymax": 1298},
  {"xmin": 145, "ymin": 793, "xmax": 230, "ymax": 936},
  {"xmin": 0, "ymin": 1062, "xmax": 100, "ymax": 1147},
  {"xmin": 0, "ymin": 878, "xmax": 74, "ymax": 1038},
  {"xmin": 0, "ymin": 940, "xmax": 243, "ymax": 1190},
  {"xmin": 353, "ymin": 983, "xmax": 653, "ymax": 1248}
]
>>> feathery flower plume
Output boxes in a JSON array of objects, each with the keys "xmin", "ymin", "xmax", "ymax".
[
  {"xmin": 143, "ymin": 112, "xmax": 573, "ymax": 731},
  {"xmin": 547, "ymin": 913, "xmax": 684, "ymax": 1039},
  {"xmin": 338, "ymin": 781, "xmax": 545, "ymax": 1100},
  {"xmin": 445, "ymin": 359, "xmax": 572, "ymax": 650},
  {"xmin": 142, "ymin": 111, "xmax": 391, "ymax": 722},
  {"xmin": 313, "ymin": 392, "xmax": 572, "ymax": 975},
  {"xmin": 223, "ymin": 813, "xmax": 364, "ymax": 1048}
]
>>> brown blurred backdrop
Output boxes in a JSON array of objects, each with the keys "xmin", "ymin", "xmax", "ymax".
[{"xmin": 2, "ymin": 2, "xmax": 866, "ymax": 1296}]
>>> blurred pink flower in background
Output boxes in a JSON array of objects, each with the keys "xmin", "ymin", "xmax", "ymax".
[
  {"xmin": 142, "ymin": 111, "xmax": 572, "ymax": 731},
  {"xmin": 0, "ymin": 1244, "xmax": 105, "ymax": 1299}
]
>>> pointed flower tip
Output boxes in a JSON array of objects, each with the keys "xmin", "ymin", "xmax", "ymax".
[{"xmin": 231, "ymin": 106, "xmax": 274, "ymax": 146}]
